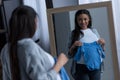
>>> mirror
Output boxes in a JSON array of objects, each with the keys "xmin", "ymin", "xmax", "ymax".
[{"xmin": 47, "ymin": 1, "xmax": 119, "ymax": 80}]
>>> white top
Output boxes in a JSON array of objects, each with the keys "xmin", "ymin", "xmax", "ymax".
[
  {"xmin": 44, "ymin": 52, "xmax": 61, "ymax": 80},
  {"xmin": 80, "ymin": 28, "xmax": 99, "ymax": 43}
]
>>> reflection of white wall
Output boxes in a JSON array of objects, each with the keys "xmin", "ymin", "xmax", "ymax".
[
  {"xmin": 69, "ymin": 11, "xmax": 76, "ymax": 31},
  {"xmin": 54, "ymin": 12, "xmax": 70, "ymax": 54}
]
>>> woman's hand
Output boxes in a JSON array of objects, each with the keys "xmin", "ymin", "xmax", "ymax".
[
  {"xmin": 98, "ymin": 38, "xmax": 105, "ymax": 45},
  {"xmin": 73, "ymin": 41, "xmax": 83, "ymax": 47},
  {"xmin": 69, "ymin": 41, "xmax": 82, "ymax": 54},
  {"xmin": 53, "ymin": 53, "xmax": 68, "ymax": 73},
  {"xmin": 68, "ymin": 41, "xmax": 82, "ymax": 56},
  {"xmin": 98, "ymin": 38, "xmax": 105, "ymax": 51}
]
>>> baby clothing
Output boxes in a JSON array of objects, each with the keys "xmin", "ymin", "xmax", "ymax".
[{"xmin": 74, "ymin": 41, "xmax": 105, "ymax": 70}]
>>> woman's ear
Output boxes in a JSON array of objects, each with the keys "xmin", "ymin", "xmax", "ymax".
[
  {"xmin": 35, "ymin": 17, "xmax": 37, "ymax": 23},
  {"xmin": 35, "ymin": 17, "xmax": 37, "ymax": 30}
]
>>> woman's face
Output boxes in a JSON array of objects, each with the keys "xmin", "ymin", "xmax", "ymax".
[{"xmin": 77, "ymin": 14, "xmax": 90, "ymax": 30}]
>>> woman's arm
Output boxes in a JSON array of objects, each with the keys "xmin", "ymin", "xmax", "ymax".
[
  {"xmin": 19, "ymin": 42, "xmax": 68, "ymax": 80},
  {"xmin": 92, "ymin": 28, "xmax": 105, "ymax": 51}
]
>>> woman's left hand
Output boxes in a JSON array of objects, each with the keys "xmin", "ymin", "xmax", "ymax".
[
  {"xmin": 98, "ymin": 38, "xmax": 105, "ymax": 51},
  {"xmin": 98, "ymin": 38, "xmax": 105, "ymax": 45}
]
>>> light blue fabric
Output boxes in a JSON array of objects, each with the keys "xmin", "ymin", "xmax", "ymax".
[
  {"xmin": 60, "ymin": 67, "xmax": 70, "ymax": 80},
  {"xmin": 74, "ymin": 41, "xmax": 105, "ymax": 70}
]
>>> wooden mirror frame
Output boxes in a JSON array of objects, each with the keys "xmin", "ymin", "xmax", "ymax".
[{"xmin": 47, "ymin": 1, "xmax": 120, "ymax": 80}]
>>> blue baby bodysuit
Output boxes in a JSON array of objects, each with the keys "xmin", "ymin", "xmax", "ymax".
[{"xmin": 74, "ymin": 41, "xmax": 105, "ymax": 70}]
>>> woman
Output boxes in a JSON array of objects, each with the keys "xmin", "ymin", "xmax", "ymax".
[
  {"xmin": 0, "ymin": 6, "xmax": 68, "ymax": 80},
  {"xmin": 68, "ymin": 9, "xmax": 105, "ymax": 80}
]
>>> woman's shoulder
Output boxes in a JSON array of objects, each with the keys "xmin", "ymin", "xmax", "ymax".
[
  {"xmin": 90, "ymin": 28, "xmax": 100, "ymax": 38},
  {"xmin": 18, "ymin": 38, "xmax": 35, "ymax": 46},
  {"xmin": 91, "ymin": 28, "xmax": 97, "ymax": 32},
  {"xmin": 18, "ymin": 38, "xmax": 38, "ymax": 51}
]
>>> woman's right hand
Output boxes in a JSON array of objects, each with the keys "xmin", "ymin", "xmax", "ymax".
[
  {"xmin": 69, "ymin": 41, "xmax": 82, "ymax": 55},
  {"xmin": 53, "ymin": 53, "xmax": 68, "ymax": 73},
  {"xmin": 73, "ymin": 41, "xmax": 83, "ymax": 47}
]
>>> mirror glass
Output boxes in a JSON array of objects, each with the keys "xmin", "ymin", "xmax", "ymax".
[{"xmin": 47, "ymin": 1, "xmax": 119, "ymax": 80}]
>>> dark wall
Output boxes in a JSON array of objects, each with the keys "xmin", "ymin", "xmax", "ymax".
[
  {"xmin": 3, "ymin": 0, "xmax": 23, "ymax": 32},
  {"xmin": 45, "ymin": 0, "xmax": 53, "ymax": 9},
  {"xmin": 0, "ymin": 0, "xmax": 22, "ymax": 51}
]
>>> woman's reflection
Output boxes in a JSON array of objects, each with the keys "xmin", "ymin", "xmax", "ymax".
[{"xmin": 68, "ymin": 9, "xmax": 105, "ymax": 80}]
